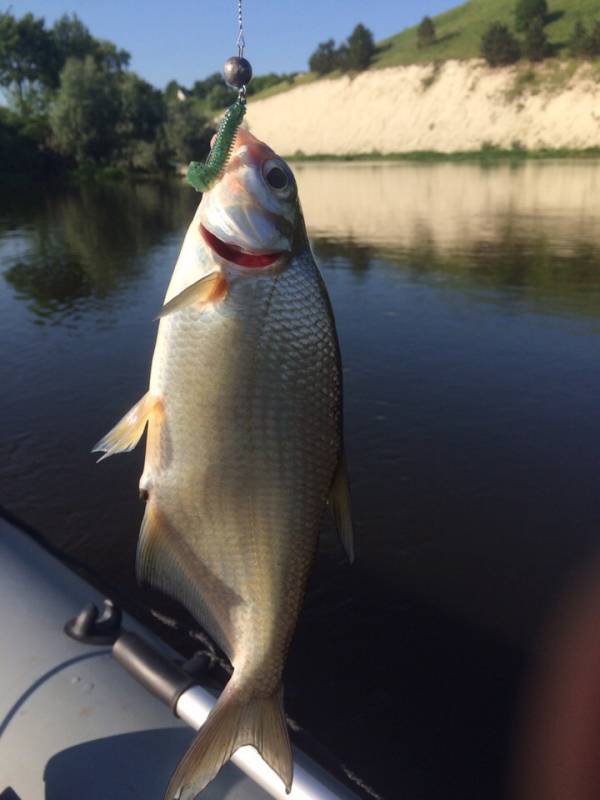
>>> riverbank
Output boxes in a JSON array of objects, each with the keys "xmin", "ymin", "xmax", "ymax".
[
  {"xmin": 245, "ymin": 59, "xmax": 600, "ymax": 157},
  {"xmin": 287, "ymin": 147, "xmax": 600, "ymax": 162}
]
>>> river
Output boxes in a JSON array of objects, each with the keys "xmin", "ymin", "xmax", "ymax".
[{"xmin": 2, "ymin": 161, "xmax": 600, "ymax": 799}]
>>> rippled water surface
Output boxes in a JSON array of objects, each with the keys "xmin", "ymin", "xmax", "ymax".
[{"xmin": 3, "ymin": 162, "xmax": 600, "ymax": 799}]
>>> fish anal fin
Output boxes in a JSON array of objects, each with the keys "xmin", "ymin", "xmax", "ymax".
[
  {"xmin": 136, "ymin": 500, "xmax": 241, "ymax": 660},
  {"xmin": 329, "ymin": 453, "xmax": 355, "ymax": 564},
  {"xmin": 92, "ymin": 393, "xmax": 161, "ymax": 462},
  {"xmin": 158, "ymin": 271, "xmax": 228, "ymax": 319},
  {"xmin": 165, "ymin": 683, "xmax": 292, "ymax": 799}
]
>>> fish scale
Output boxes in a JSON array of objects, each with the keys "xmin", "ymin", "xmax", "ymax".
[
  {"xmin": 147, "ymin": 250, "xmax": 339, "ymax": 678},
  {"xmin": 93, "ymin": 129, "xmax": 352, "ymax": 799}
]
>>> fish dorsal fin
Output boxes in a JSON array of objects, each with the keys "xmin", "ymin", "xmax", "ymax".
[
  {"xmin": 136, "ymin": 499, "xmax": 240, "ymax": 660},
  {"xmin": 92, "ymin": 393, "xmax": 160, "ymax": 462},
  {"xmin": 329, "ymin": 453, "xmax": 355, "ymax": 564},
  {"xmin": 157, "ymin": 271, "xmax": 228, "ymax": 319}
]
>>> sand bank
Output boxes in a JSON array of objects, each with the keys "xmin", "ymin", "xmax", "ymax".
[{"xmin": 245, "ymin": 60, "xmax": 600, "ymax": 155}]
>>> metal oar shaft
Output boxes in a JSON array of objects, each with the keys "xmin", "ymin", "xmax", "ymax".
[
  {"xmin": 176, "ymin": 687, "xmax": 358, "ymax": 800},
  {"xmin": 111, "ymin": 628, "xmax": 359, "ymax": 800}
]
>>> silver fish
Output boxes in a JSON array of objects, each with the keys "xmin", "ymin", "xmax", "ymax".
[{"xmin": 94, "ymin": 128, "xmax": 353, "ymax": 799}]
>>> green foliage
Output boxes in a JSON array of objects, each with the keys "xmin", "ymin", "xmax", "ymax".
[
  {"xmin": 583, "ymin": 20, "xmax": 600, "ymax": 56},
  {"xmin": 117, "ymin": 73, "xmax": 166, "ymax": 168},
  {"xmin": 52, "ymin": 14, "xmax": 95, "ymax": 65},
  {"xmin": 0, "ymin": 11, "xmax": 58, "ymax": 112},
  {"xmin": 567, "ymin": 18, "xmax": 600, "ymax": 58},
  {"xmin": 569, "ymin": 20, "xmax": 589, "ymax": 55},
  {"xmin": 308, "ymin": 39, "xmax": 338, "ymax": 74},
  {"xmin": 524, "ymin": 17, "xmax": 550, "ymax": 60},
  {"xmin": 515, "ymin": 0, "xmax": 548, "ymax": 32},
  {"xmin": 345, "ymin": 23, "xmax": 376, "ymax": 70},
  {"xmin": 417, "ymin": 16, "xmax": 437, "ymax": 48},
  {"xmin": 481, "ymin": 22, "xmax": 521, "ymax": 65},
  {"xmin": 50, "ymin": 56, "xmax": 121, "ymax": 165},
  {"xmin": 164, "ymin": 99, "xmax": 212, "ymax": 164},
  {"xmin": 308, "ymin": 23, "xmax": 375, "ymax": 74},
  {"xmin": 0, "ymin": 107, "xmax": 45, "ymax": 172}
]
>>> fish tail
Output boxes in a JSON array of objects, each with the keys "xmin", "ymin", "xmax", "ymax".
[{"xmin": 165, "ymin": 682, "xmax": 292, "ymax": 799}]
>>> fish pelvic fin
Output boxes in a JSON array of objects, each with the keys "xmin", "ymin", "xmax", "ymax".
[
  {"xmin": 329, "ymin": 452, "xmax": 355, "ymax": 564},
  {"xmin": 157, "ymin": 271, "xmax": 228, "ymax": 320},
  {"xmin": 92, "ymin": 393, "xmax": 161, "ymax": 463},
  {"xmin": 165, "ymin": 682, "xmax": 292, "ymax": 799}
]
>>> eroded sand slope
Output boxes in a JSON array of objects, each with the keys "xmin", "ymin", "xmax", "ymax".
[{"xmin": 245, "ymin": 60, "xmax": 600, "ymax": 155}]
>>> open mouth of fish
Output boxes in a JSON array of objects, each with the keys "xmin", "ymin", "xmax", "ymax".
[{"xmin": 200, "ymin": 224, "xmax": 284, "ymax": 269}]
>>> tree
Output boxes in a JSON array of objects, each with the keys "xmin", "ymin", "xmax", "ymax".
[
  {"xmin": 94, "ymin": 39, "xmax": 130, "ymax": 73},
  {"xmin": 117, "ymin": 72, "xmax": 165, "ymax": 167},
  {"xmin": 481, "ymin": 23, "xmax": 521, "ymax": 66},
  {"xmin": 569, "ymin": 21, "xmax": 589, "ymax": 58},
  {"xmin": 524, "ymin": 17, "xmax": 549, "ymax": 61},
  {"xmin": 50, "ymin": 56, "xmax": 121, "ymax": 165},
  {"xmin": 308, "ymin": 39, "xmax": 337, "ymax": 74},
  {"xmin": 52, "ymin": 14, "xmax": 95, "ymax": 68},
  {"xmin": 0, "ymin": 11, "xmax": 58, "ymax": 113},
  {"xmin": 344, "ymin": 23, "xmax": 375, "ymax": 71},
  {"xmin": 417, "ymin": 16, "xmax": 436, "ymax": 48},
  {"xmin": 165, "ymin": 99, "xmax": 212, "ymax": 164},
  {"xmin": 515, "ymin": 0, "xmax": 548, "ymax": 32},
  {"xmin": 584, "ymin": 21, "xmax": 600, "ymax": 57}
]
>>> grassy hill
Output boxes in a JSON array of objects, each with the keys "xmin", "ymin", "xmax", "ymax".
[
  {"xmin": 252, "ymin": 0, "xmax": 600, "ymax": 101},
  {"xmin": 374, "ymin": 0, "xmax": 600, "ymax": 67}
]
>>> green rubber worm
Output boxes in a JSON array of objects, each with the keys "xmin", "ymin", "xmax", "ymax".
[{"xmin": 186, "ymin": 96, "xmax": 247, "ymax": 193}]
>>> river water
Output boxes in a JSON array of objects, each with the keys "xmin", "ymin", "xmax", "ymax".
[{"xmin": 2, "ymin": 161, "xmax": 600, "ymax": 799}]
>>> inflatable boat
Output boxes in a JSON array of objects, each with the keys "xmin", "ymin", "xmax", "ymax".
[{"xmin": 0, "ymin": 514, "xmax": 360, "ymax": 800}]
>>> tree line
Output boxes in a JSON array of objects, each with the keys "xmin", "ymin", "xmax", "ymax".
[
  {"xmin": 0, "ymin": 10, "xmax": 294, "ymax": 175},
  {"xmin": 308, "ymin": 24, "xmax": 376, "ymax": 74}
]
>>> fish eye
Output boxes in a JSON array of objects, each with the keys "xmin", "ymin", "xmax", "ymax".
[
  {"xmin": 262, "ymin": 159, "xmax": 294, "ymax": 197},
  {"xmin": 266, "ymin": 166, "xmax": 288, "ymax": 189}
]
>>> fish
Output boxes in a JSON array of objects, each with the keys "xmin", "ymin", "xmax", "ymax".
[{"xmin": 93, "ymin": 127, "xmax": 354, "ymax": 799}]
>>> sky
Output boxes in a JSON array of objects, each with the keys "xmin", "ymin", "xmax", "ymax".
[{"xmin": 7, "ymin": 0, "xmax": 459, "ymax": 88}]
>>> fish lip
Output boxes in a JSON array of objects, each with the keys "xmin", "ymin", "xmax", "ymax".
[{"xmin": 200, "ymin": 224, "xmax": 285, "ymax": 269}]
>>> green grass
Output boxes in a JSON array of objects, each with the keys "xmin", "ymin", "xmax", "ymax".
[
  {"xmin": 373, "ymin": 0, "xmax": 600, "ymax": 68},
  {"xmin": 286, "ymin": 146, "xmax": 600, "ymax": 163},
  {"xmin": 248, "ymin": 0, "xmax": 600, "ymax": 107}
]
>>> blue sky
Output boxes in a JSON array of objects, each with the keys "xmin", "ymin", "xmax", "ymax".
[{"xmin": 8, "ymin": 1, "xmax": 458, "ymax": 88}]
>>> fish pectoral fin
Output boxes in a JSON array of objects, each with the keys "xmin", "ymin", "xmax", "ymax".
[
  {"xmin": 92, "ymin": 392, "xmax": 160, "ymax": 462},
  {"xmin": 165, "ymin": 683, "xmax": 292, "ymax": 799},
  {"xmin": 329, "ymin": 453, "xmax": 355, "ymax": 564},
  {"xmin": 157, "ymin": 271, "xmax": 228, "ymax": 319}
]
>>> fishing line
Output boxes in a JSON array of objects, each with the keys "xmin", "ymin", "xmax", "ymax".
[{"xmin": 186, "ymin": 0, "xmax": 253, "ymax": 193}]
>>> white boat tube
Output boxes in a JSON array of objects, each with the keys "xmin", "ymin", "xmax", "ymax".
[{"xmin": 0, "ymin": 514, "xmax": 360, "ymax": 800}]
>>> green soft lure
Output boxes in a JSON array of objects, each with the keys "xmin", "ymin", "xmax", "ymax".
[{"xmin": 187, "ymin": 96, "xmax": 247, "ymax": 193}]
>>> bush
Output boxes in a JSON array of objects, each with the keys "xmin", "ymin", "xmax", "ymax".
[
  {"xmin": 569, "ymin": 21, "xmax": 589, "ymax": 57},
  {"xmin": 417, "ymin": 16, "xmax": 436, "ymax": 48},
  {"xmin": 515, "ymin": 0, "xmax": 548, "ymax": 32},
  {"xmin": 524, "ymin": 17, "xmax": 549, "ymax": 61},
  {"xmin": 308, "ymin": 39, "xmax": 337, "ymax": 74},
  {"xmin": 345, "ymin": 23, "xmax": 375, "ymax": 71},
  {"xmin": 584, "ymin": 20, "xmax": 600, "ymax": 57},
  {"xmin": 481, "ymin": 23, "xmax": 521, "ymax": 66}
]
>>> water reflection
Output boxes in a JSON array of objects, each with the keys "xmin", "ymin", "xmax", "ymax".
[
  {"xmin": 300, "ymin": 161, "xmax": 600, "ymax": 317},
  {"xmin": 0, "ymin": 180, "xmax": 197, "ymax": 319}
]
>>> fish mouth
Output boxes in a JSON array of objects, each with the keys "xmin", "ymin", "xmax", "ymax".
[{"xmin": 200, "ymin": 225, "xmax": 285, "ymax": 269}]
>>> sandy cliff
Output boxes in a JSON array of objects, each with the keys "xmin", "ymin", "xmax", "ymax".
[{"xmin": 245, "ymin": 60, "xmax": 600, "ymax": 155}]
